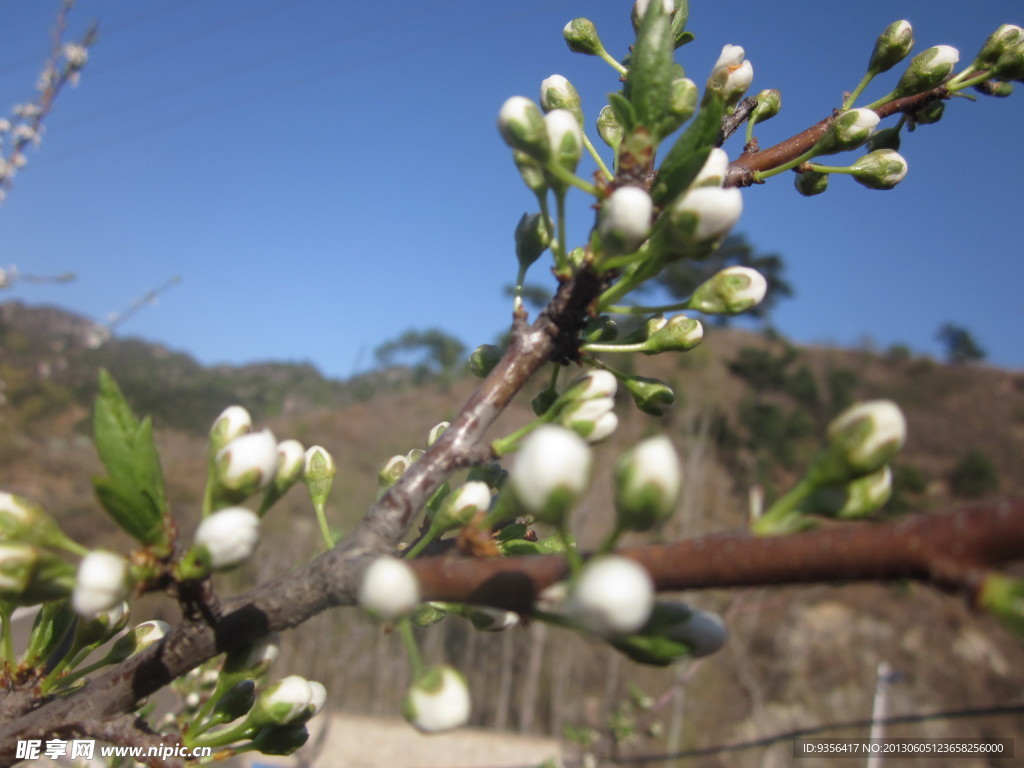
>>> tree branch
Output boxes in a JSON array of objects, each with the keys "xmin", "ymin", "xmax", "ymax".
[
  {"xmin": 724, "ymin": 80, "xmax": 977, "ymax": 187},
  {"xmin": 408, "ymin": 499, "xmax": 1024, "ymax": 611}
]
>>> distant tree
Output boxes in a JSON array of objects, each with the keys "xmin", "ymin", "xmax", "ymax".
[
  {"xmin": 949, "ymin": 449, "xmax": 1000, "ymax": 499},
  {"xmin": 650, "ymin": 233, "xmax": 793, "ymax": 325},
  {"xmin": 936, "ymin": 323, "xmax": 986, "ymax": 365},
  {"xmin": 374, "ymin": 328, "xmax": 467, "ymax": 385}
]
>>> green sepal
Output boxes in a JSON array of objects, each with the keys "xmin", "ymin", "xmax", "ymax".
[
  {"xmin": 607, "ymin": 92, "xmax": 637, "ymax": 134},
  {"xmin": 671, "ymin": 0, "xmax": 691, "ymax": 49},
  {"xmin": 624, "ymin": 0, "xmax": 677, "ymax": 141},
  {"xmin": 25, "ymin": 599, "xmax": 77, "ymax": 666},
  {"xmin": 92, "ymin": 370, "xmax": 169, "ymax": 549},
  {"xmin": 607, "ymin": 602, "xmax": 695, "ymax": 666},
  {"xmin": 650, "ymin": 96, "xmax": 724, "ymax": 206}
]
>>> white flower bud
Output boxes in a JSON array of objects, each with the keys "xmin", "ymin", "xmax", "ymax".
[
  {"xmin": 427, "ymin": 422, "xmax": 450, "ymax": 448},
  {"xmin": 560, "ymin": 397, "xmax": 618, "ymax": 443},
  {"xmin": 498, "ymin": 96, "xmax": 549, "ymax": 160},
  {"xmin": 432, "ymin": 481, "xmax": 492, "ymax": 534},
  {"xmin": 568, "ymin": 556, "xmax": 654, "ymax": 636},
  {"xmin": 359, "ymin": 556, "xmax": 420, "ymax": 620},
  {"xmin": 511, "ymin": 426, "xmax": 592, "ymax": 524},
  {"xmin": 849, "ymin": 149, "xmax": 908, "ymax": 190},
  {"xmin": 668, "ymin": 186, "xmax": 744, "ymax": 246},
  {"xmin": 598, "ymin": 186, "xmax": 653, "ymax": 257},
  {"xmin": 107, "ymin": 619, "xmax": 170, "ymax": 663},
  {"xmin": 868, "ymin": 20, "xmax": 914, "ymax": 74},
  {"xmin": 194, "ymin": 507, "xmax": 260, "ymax": 570},
  {"xmin": 894, "ymin": 45, "xmax": 960, "ymax": 97},
  {"xmin": 707, "ymin": 45, "xmax": 753, "ymax": 108},
  {"xmin": 563, "ymin": 18, "xmax": 605, "ymax": 57},
  {"xmin": 72, "ymin": 551, "xmax": 132, "ymax": 617},
  {"xmin": 544, "ymin": 109, "xmax": 583, "ymax": 175},
  {"xmin": 711, "ymin": 44, "xmax": 745, "ymax": 75},
  {"xmin": 693, "ymin": 148, "xmax": 730, "ymax": 188},
  {"xmin": 402, "ymin": 665, "xmax": 471, "ymax": 733},
  {"xmin": 274, "ymin": 440, "xmax": 306, "ymax": 488},
  {"xmin": 209, "ymin": 405, "xmax": 251, "ymax": 453},
  {"xmin": 303, "ymin": 445, "xmax": 336, "ymax": 509},
  {"xmin": 645, "ymin": 314, "xmax": 704, "ymax": 353},
  {"xmin": 379, "ymin": 454, "xmax": 411, "ymax": 488},
  {"xmin": 977, "ymin": 24, "xmax": 1023, "ymax": 68},
  {"xmin": 252, "ymin": 675, "xmax": 314, "ymax": 727},
  {"xmin": 540, "ymin": 74, "xmax": 583, "ymax": 126},
  {"xmin": 824, "ymin": 400, "xmax": 907, "ymax": 480},
  {"xmin": 216, "ymin": 429, "xmax": 278, "ymax": 495},
  {"xmin": 819, "ymin": 108, "xmax": 879, "ymax": 153},
  {"xmin": 614, "ymin": 436, "xmax": 682, "ymax": 532},
  {"xmin": 565, "ymin": 369, "xmax": 618, "ymax": 400},
  {"xmin": 689, "ymin": 266, "xmax": 768, "ymax": 314},
  {"xmin": 307, "ymin": 680, "xmax": 327, "ymax": 717}
]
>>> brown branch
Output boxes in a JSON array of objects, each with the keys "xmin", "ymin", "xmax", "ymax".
[
  {"xmin": 724, "ymin": 81, "xmax": 972, "ymax": 187},
  {"xmin": 0, "ymin": 267, "xmax": 605, "ymax": 764},
  {"xmin": 408, "ymin": 499, "xmax": 1024, "ymax": 612}
]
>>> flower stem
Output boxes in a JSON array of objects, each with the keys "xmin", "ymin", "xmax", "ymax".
[
  {"xmin": 842, "ymin": 70, "xmax": 876, "ymax": 110},
  {"xmin": 583, "ymin": 133, "xmax": 614, "ymax": 181},
  {"xmin": 398, "ymin": 618, "xmax": 424, "ymax": 678},
  {"xmin": 314, "ymin": 502, "xmax": 334, "ymax": 550}
]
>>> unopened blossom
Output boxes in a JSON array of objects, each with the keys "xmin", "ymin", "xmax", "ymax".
[
  {"xmin": 194, "ymin": 507, "xmax": 260, "ymax": 570},
  {"xmin": 511, "ymin": 425, "xmax": 592, "ymax": 524},
  {"xmin": 402, "ymin": 665, "xmax": 471, "ymax": 733},
  {"xmin": 568, "ymin": 555, "xmax": 654, "ymax": 635},
  {"xmin": 216, "ymin": 429, "xmax": 278, "ymax": 494},
  {"xmin": 614, "ymin": 436, "xmax": 683, "ymax": 531},
  {"xmin": 72, "ymin": 550, "xmax": 132, "ymax": 617},
  {"xmin": 359, "ymin": 556, "xmax": 421, "ymax": 620},
  {"xmin": 598, "ymin": 186, "xmax": 653, "ymax": 257},
  {"xmin": 689, "ymin": 266, "xmax": 768, "ymax": 314}
]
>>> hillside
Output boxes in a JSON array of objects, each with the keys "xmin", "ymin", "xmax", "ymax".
[{"xmin": 2, "ymin": 299, "xmax": 1023, "ymax": 767}]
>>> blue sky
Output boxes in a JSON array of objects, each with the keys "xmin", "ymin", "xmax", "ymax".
[{"xmin": 2, "ymin": 0, "xmax": 1021, "ymax": 378}]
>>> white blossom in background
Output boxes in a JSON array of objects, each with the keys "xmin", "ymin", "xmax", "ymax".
[
  {"xmin": 511, "ymin": 425, "xmax": 592, "ymax": 523},
  {"xmin": 403, "ymin": 666, "xmax": 471, "ymax": 733},
  {"xmin": 567, "ymin": 555, "xmax": 654, "ymax": 635},
  {"xmin": 359, "ymin": 557, "xmax": 421, "ymax": 620}
]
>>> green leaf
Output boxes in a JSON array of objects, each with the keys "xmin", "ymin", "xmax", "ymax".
[
  {"xmin": 624, "ymin": 0, "xmax": 676, "ymax": 140},
  {"xmin": 650, "ymin": 96, "xmax": 724, "ymax": 206},
  {"xmin": 497, "ymin": 539, "xmax": 557, "ymax": 556},
  {"xmin": 675, "ymin": 30, "xmax": 695, "ymax": 48},
  {"xmin": 607, "ymin": 92, "xmax": 637, "ymax": 134},
  {"xmin": 671, "ymin": 0, "xmax": 690, "ymax": 45},
  {"xmin": 92, "ymin": 369, "xmax": 169, "ymax": 548},
  {"xmin": 92, "ymin": 476, "xmax": 165, "ymax": 546}
]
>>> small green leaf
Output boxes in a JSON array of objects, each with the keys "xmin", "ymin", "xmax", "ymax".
[
  {"xmin": 91, "ymin": 370, "xmax": 169, "ymax": 548},
  {"xmin": 650, "ymin": 96, "xmax": 724, "ymax": 206},
  {"xmin": 624, "ymin": 0, "xmax": 676, "ymax": 140},
  {"xmin": 92, "ymin": 476, "xmax": 165, "ymax": 546},
  {"xmin": 607, "ymin": 92, "xmax": 637, "ymax": 134}
]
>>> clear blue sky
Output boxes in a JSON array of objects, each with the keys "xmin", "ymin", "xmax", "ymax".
[{"xmin": 2, "ymin": 0, "xmax": 1022, "ymax": 378}]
